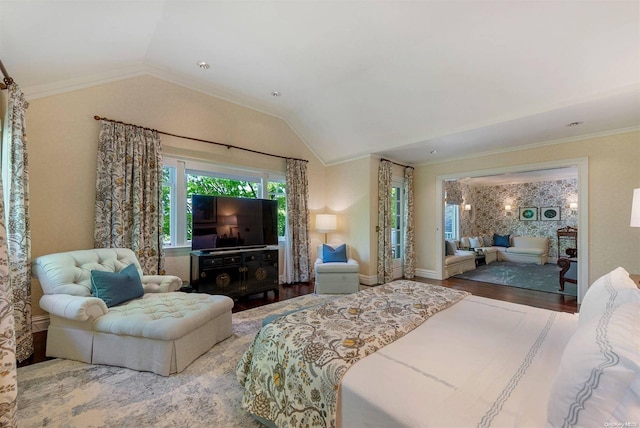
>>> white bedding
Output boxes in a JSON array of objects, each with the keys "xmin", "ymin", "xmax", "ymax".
[{"xmin": 339, "ymin": 295, "xmax": 579, "ymax": 428}]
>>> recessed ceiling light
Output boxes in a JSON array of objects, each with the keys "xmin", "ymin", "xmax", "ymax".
[
  {"xmin": 271, "ymin": 91, "xmax": 281, "ymax": 97},
  {"xmin": 197, "ymin": 61, "xmax": 210, "ymax": 70},
  {"xmin": 566, "ymin": 121, "xmax": 583, "ymax": 127}
]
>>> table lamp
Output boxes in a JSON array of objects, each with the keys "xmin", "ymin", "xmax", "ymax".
[{"xmin": 316, "ymin": 214, "xmax": 337, "ymax": 244}]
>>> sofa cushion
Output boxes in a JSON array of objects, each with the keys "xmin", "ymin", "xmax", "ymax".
[
  {"xmin": 322, "ymin": 243, "xmax": 347, "ymax": 263},
  {"xmin": 512, "ymin": 236, "xmax": 548, "ymax": 250},
  {"xmin": 94, "ymin": 293, "xmax": 234, "ymax": 340},
  {"xmin": 315, "ymin": 260, "xmax": 359, "ymax": 273},
  {"xmin": 90, "ymin": 263, "xmax": 144, "ymax": 308},
  {"xmin": 444, "ymin": 251, "xmax": 475, "ymax": 265},
  {"xmin": 493, "ymin": 234, "xmax": 510, "ymax": 247},
  {"xmin": 505, "ymin": 247, "xmax": 546, "ymax": 256}
]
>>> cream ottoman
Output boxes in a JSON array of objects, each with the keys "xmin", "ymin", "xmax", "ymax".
[
  {"xmin": 91, "ymin": 293, "xmax": 234, "ymax": 376},
  {"xmin": 314, "ymin": 261, "xmax": 360, "ymax": 294}
]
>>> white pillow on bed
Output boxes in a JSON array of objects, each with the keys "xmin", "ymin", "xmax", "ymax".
[
  {"xmin": 547, "ymin": 301, "xmax": 640, "ymax": 427},
  {"xmin": 578, "ymin": 267, "xmax": 640, "ymax": 327}
]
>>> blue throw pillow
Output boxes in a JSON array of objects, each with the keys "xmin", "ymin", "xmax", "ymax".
[
  {"xmin": 90, "ymin": 263, "xmax": 144, "ymax": 307},
  {"xmin": 322, "ymin": 244, "xmax": 347, "ymax": 263},
  {"xmin": 493, "ymin": 233, "xmax": 510, "ymax": 247}
]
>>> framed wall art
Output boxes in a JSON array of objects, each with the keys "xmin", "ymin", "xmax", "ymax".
[
  {"xmin": 540, "ymin": 206, "xmax": 560, "ymax": 221},
  {"xmin": 519, "ymin": 207, "xmax": 538, "ymax": 221}
]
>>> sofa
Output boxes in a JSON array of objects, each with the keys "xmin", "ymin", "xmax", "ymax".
[
  {"xmin": 33, "ymin": 248, "xmax": 234, "ymax": 376},
  {"xmin": 459, "ymin": 234, "xmax": 549, "ymax": 265},
  {"xmin": 444, "ymin": 241, "xmax": 477, "ymax": 278}
]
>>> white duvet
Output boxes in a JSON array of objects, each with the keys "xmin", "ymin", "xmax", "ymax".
[{"xmin": 339, "ymin": 295, "xmax": 578, "ymax": 428}]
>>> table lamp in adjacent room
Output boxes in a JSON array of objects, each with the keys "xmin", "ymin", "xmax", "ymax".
[
  {"xmin": 631, "ymin": 188, "xmax": 640, "ymax": 227},
  {"xmin": 316, "ymin": 214, "xmax": 337, "ymax": 244}
]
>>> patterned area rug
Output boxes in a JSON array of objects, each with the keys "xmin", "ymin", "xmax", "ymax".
[
  {"xmin": 17, "ymin": 293, "xmax": 340, "ymax": 427},
  {"xmin": 454, "ymin": 261, "xmax": 577, "ymax": 296}
]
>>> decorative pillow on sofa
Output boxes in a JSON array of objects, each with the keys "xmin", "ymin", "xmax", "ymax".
[
  {"xmin": 90, "ymin": 263, "xmax": 144, "ymax": 308},
  {"xmin": 493, "ymin": 233, "xmax": 510, "ymax": 247},
  {"xmin": 322, "ymin": 244, "xmax": 347, "ymax": 263},
  {"xmin": 459, "ymin": 237, "xmax": 470, "ymax": 250},
  {"xmin": 482, "ymin": 235, "xmax": 492, "ymax": 247},
  {"xmin": 445, "ymin": 240, "xmax": 457, "ymax": 256},
  {"xmin": 578, "ymin": 266, "xmax": 640, "ymax": 327},
  {"xmin": 547, "ymin": 301, "xmax": 640, "ymax": 427},
  {"xmin": 469, "ymin": 237, "xmax": 482, "ymax": 248}
]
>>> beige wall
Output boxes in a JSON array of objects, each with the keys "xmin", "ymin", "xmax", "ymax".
[
  {"xmin": 26, "ymin": 75, "xmax": 327, "ymax": 316},
  {"xmin": 322, "ymin": 157, "xmax": 377, "ymax": 280},
  {"xmin": 18, "ymin": 73, "xmax": 640, "ymax": 320},
  {"xmin": 414, "ymin": 130, "xmax": 640, "ymax": 285}
]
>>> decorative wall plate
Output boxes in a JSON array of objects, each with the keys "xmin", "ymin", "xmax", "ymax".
[
  {"xmin": 541, "ymin": 207, "xmax": 560, "ymax": 221},
  {"xmin": 519, "ymin": 207, "xmax": 538, "ymax": 221}
]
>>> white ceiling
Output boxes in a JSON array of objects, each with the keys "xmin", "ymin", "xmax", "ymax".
[{"xmin": 1, "ymin": 1, "xmax": 638, "ymax": 166}]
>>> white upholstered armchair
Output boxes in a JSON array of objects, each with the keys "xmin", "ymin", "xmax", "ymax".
[
  {"xmin": 314, "ymin": 243, "xmax": 360, "ymax": 294},
  {"xmin": 33, "ymin": 248, "xmax": 234, "ymax": 375}
]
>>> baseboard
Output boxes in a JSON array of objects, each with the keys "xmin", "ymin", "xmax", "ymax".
[
  {"xmin": 32, "ymin": 315, "xmax": 50, "ymax": 333},
  {"xmin": 359, "ymin": 274, "xmax": 378, "ymax": 286},
  {"xmin": 415, "ymin": 268, "xmax": 439, "ymax": 279}
]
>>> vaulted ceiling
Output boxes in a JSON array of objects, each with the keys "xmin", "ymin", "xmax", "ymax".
[{"xmin": 1, "ymin": 1, "xmax": 638, "ymax": 165}]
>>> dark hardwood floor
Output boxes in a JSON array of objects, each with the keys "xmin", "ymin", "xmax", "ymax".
[{"xmin": 18, "ymin": 277, "xmax": 577, "ymax": 368}]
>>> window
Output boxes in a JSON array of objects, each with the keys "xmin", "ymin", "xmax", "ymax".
[
  {"xmin": 391, "ymin": 184, "xmax": 403, "ymax": 260},
  {"xmin": 162, "ymin": 157, "xmax": 286, "ymax": 248},
  {"xmin": 444, "ymin": 203, "xmax": 460, "ymax": 240}
]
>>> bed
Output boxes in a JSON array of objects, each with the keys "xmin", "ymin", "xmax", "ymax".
[{"xmin": 237, "ymin": 267, "xmax": 640, "ymax": 428}]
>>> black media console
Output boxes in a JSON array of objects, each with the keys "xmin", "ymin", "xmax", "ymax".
[{"xmin": 190, "ymin": 247, "xmax": 279, "ymax": 299}]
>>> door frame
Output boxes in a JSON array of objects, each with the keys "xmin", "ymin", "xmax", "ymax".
[{"xmin": 435, "ymin": 157, "xmax": 589, "ymax": 303}]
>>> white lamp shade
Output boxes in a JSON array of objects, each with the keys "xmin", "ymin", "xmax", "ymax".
[
  {"xmin": 631, "ymin": 188, "xmax": 640, "ymax": 227},
  {"xmin": 316, "ymin": 214, "xmax": 337, "ymax": 233}
]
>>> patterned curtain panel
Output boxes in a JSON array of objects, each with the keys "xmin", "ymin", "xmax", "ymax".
[
  {"xmin": 0, "ymin": 83, "xmax": 28, "ymax": 426},
  {"xmin": 403, "ymin": 167, "xmax": 415, "ymax": 279},
  {"xmin": 377, "ymin": 160, "xmax": 393, "ymax": 284},
  {"xmin": 4, "ymin": 84, "xmax": 33, "ymax": 363},
  {"xmin": 94, "ymin": 121, "xmax": 165, "ymax": 274},
  {"xmin": 444, "ymin": 180, "xmax": 463, "ymax": 205},
  {"xmin": 284, "ymin": 159, "xmax": 311, "ymax": 283}
]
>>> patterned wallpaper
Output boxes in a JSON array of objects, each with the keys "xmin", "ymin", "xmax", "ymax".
[{"xmin": 452, "ymin": 179, "xmax": 578, "ymax": 258}]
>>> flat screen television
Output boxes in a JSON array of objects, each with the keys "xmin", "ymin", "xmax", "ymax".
[{"xmin": 191, "ymin": 194, "xmax": 278, "ymax": 252}]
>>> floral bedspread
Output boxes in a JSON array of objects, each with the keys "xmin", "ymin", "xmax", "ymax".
[{"xmin": 236, "ymin": 280, "xmax": 469, "ymax": 428}]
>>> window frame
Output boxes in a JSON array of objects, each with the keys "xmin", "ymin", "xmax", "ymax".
[{"xmin": 162, "ymin": 156, "xmax": 286, "ymax": 251}]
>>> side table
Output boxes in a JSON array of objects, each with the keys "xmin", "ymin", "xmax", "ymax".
[{"xmin": 630, "ymin": 274, "xmax": 640, "ymax": 288}]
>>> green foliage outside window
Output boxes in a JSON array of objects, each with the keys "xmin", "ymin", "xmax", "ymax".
[{"xmin": 162, "ymin": 167, "xmax": 287, "ymax": 244}]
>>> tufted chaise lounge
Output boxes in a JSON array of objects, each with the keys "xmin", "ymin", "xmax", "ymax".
[{"xmin": 33, "ymin": 248, "xmax": 234, "ymax": 376}]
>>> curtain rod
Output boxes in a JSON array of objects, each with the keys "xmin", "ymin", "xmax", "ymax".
[
  {"xmin": 380, "ymin": 157, "xmax": 414, "ymax": 169},
  {"xmin": 94, "ymin": 115, "xmax": 308, "ymax": 163},
  {"xmin": 0, "ymin": 59, "xmax": 14, "ymax": 90}
]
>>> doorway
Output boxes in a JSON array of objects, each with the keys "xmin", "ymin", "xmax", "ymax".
[{"xmin": 436, "ymin": 158, "xmax": 589, "ymax": 303}]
